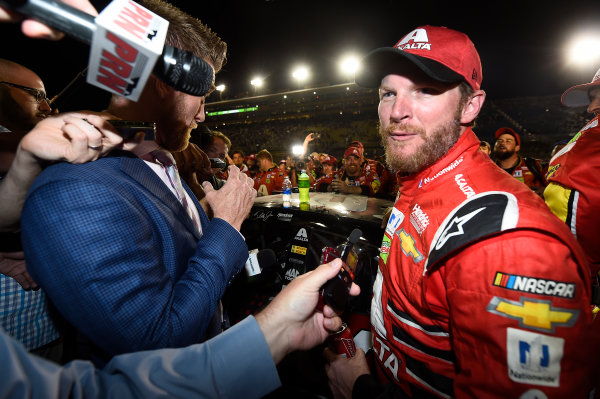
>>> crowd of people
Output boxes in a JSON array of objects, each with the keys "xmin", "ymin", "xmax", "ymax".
[{"xmin": 0, "ymin": 1, "xmax": 599, "ymax": 399}]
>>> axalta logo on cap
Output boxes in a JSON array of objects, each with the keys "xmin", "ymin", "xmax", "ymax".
[{"xmin": 395, "ymin": 28, "xmax": 432, "ymax": 51}]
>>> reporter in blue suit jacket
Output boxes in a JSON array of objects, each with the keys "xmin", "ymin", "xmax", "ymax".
[{"xmin": 20, "ymin": 0, "xmax": 257, "ymax": 364}]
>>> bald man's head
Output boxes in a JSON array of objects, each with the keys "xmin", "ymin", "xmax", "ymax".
[{"xmin": 0, "ymin": 59, "xmax": 51, "ymax": 134}]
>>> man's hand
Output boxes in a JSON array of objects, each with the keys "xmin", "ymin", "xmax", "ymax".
[
  {"xmin": 255, "ymin": 259, "xmax": 360, "ymax": 364},
  {"xmin": 1, "ymin": 112, "xmax": 142, "ymax": 232},
  {"xmin": 0, "ymin": 251, "xmax": 37, "ymax": 290},
  {"xmin": 325, "ymin": 347, "xmax": 371, "ymax": 399},
  {"xmin": 201, "ymin": 165, "xmax": 256, "ymax": 230},
  {"xmin": 19, "ymin": 112, "xmax": 137, "ymax": 165},
  {"xmin": 0, "ymin": 0, "xmax": 97, "ymax": 40},
  {"xmin": 331, "ymin": 178, "xmax": 361, "ymax": 194}
]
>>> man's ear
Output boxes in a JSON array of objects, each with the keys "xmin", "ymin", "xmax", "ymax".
[
  {"xmin": 461, "ymin": 89, "xmax": 486, "ymax": 125},
  {"xmin": 154, "ymin": 76, "xmax": 173, "ymax": 99}
]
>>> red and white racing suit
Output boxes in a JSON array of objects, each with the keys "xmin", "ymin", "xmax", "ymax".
[
  {"xmin": 367, "ymin": 129, "xmax": 599, "ymax": 398},
  {"xmin": 544, "ymin": 116, "xmax": 600, "ymax": 271}
]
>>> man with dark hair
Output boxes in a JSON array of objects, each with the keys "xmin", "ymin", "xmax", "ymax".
[
  {"xmin": 478, "ymin": 140, "xmax": 491, "ymax": 156},
  {"xmin": 315, "ymin": 144, "xmax": 381, "ymax": 196},
  {"xmin": 253, "ymin": 149, "xmax": 287, "ymax": 196},
  {"xmin": 493, "ymin": 126, "xmax": 546, "ymax": 195},
  {"xmin": 21, "ymin": 0, "xmax": 256, "ymax": 364},
  {"xmin": 325, "ymin": 25, "xmax": 599, "ymax": 398},
  {"xmin": 189, "ymin": 128, "xmax": 231, "ymax": 189},
  {"xmin": 231, "ymin": 149, "xmax": 248, "ymax": 173}
]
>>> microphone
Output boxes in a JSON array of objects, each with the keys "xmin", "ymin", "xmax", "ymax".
[
  {"xmin": 1, "ymin": 0, "xmax": 214, "ymax": 100},
  {"xmin": 245, "ymin": 249, "xmax": 277, "ymax": 281}
]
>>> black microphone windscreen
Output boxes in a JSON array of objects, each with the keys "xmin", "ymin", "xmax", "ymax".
[
  {"xmin": 348, "ymin": 228, "xmax": 362, "ymax": 245},
  {"xmin": 256, "ymin": 248, "xmax": 277, "ymax": 271},
  {"xmin": 155, "ymin": 46, "xmax": 214, "ymax": 97}
]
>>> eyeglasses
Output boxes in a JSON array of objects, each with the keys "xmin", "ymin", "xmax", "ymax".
[{"xmin": 0, "ymin": 81, "xmax": 49, "ymax": 104}]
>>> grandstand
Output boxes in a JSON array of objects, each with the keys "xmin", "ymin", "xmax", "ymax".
[{"xmin": 205, "ymin": 84, "xmax": 590, "ymax": 162}]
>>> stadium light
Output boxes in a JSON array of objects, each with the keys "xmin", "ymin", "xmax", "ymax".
[
  {"xmin": 339, "ymin": 54, "xmax": 361, "ymax": 78},
  {"xmin": 216, "ymin": 84, "xmax": 225, "ymax": 92},
  {"xmin": 566, "ymin": 32, "xmax": 600, "ymax": 66},
  {"xmin": 292, "ymin": 144, "xmax": 304, "ymax": 156},
  {"xmin": 292, "ymin": 66, "xmax": 310, "ymax": 87},
  {"xmin": 250, "ymin": 77, "xmax": 264, "ymax": 87}
]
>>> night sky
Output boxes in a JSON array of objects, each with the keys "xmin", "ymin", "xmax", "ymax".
[{"xmin": 2, "ymin": 0, "xmax": 600, "ymax": 108}]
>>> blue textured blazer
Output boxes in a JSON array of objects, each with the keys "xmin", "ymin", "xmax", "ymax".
[{"xmin": 21, "ymin": 151, "xmax": 248, "ymax": 357}]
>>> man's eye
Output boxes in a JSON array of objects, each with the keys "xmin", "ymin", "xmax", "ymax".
[{"xmin": 419, "ymin": 87, "xmax": 440, "ymax": 95}]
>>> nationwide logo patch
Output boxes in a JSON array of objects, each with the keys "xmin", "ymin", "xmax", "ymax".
[
  {"xmin": 385, "ymin": 208, "xmax": 404, "ymax": 237},
  {"xmin": 291, "ymin": 245, "xmax": 307, "ymax": 255},
  {"xmin": 493, "ymin": 272, "xmax": 576, "ymax": 299},
  {"xmin": 506, "ymin": 328, "xmax": 563, "ymax": 387},
  {"xmin": 487, "ymin": 297, "xmax": 579, "ymax": 333}
]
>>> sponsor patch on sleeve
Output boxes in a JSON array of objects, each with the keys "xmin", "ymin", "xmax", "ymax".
[
  {"xmin": 493, "ymin": 272, "xmax": 576, "ymax": 299},
  {"xmin": 385, "ymin": 207, "xmax": 404, "ymax": 237},
  {"xmin": 487, "ymin": 297, "xmax": 579, "ymax": 333},
  {"xmin": 507, "ymin": 327, "xmax": 563, "ymax": 387}
]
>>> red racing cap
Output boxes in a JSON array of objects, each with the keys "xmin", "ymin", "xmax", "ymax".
[
  {"xmin": 344, "ymin": 146, "xmax": 363, "ymax": 159},
  {"xmin": 494, "ymin": 127, "xmax": 520, "ymax": 146},
  {"xmin": 355, "ymin": 25, "xmax": 482, "ymax": 91},
  {"xmin": 561, "ymin": 67, "xmax": 600, "ymax": 107},
  {"xmin": 321, "ymin": 155, "xmax": 337, "ymax": 165}
]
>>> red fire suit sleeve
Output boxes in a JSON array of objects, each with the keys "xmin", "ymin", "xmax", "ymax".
[{"xmin": 441, "ymin": 230, "xmax": 599, "ymax": 398}]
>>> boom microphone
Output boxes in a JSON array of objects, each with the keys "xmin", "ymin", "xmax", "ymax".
[{"xmin": 1, "ymin": 0, "xmax": 214, "ymax": 100}]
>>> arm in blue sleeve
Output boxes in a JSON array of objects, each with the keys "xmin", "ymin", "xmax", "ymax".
[
  {"xmin": 0, "ymin": 317, "xmax": 280, "ymax": 399},
  {"xmin": 22, "ymin": 176, "xmax": 248, "ymax": 355}
]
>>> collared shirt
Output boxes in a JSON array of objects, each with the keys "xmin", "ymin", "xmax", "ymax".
[
  {"xmin": 132, "ymin": 141, "xmax": 202, "ymax": 235},
  {"xmin": 0, "ymin": 274, "xmax": 59, "ymax": 350}
]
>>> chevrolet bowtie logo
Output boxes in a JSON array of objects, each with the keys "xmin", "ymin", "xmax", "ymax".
[
  {"xmin": 487, "ymin": 297, "xmax": 579, "ymax": 333},
  {"xmin": 397, "ymin": 228, "xmax": 423, "ymax": 263}
]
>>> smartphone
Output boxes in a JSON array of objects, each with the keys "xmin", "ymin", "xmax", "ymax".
[
  {"xmin": 108, "ymin": 120, "xmax": 155, "ymax": 141},
  {"xmin": 209, "ymin": 158, "xmax": 227, "ymax": 170}
]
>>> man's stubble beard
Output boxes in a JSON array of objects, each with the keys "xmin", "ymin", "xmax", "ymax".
[
  {"xmin": 493, "ymin": 148, "xmax": 514, "ymax": 161},
  {"xmin": 379, "ymin": 109, "xmax": 463, "ymax": 175},
  {"xmin": 156, "ymin": 125, "xmax": 192, "ymax": 153}
]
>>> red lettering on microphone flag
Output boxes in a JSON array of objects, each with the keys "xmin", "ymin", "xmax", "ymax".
[
  {"xmin": 114, "ymin": 0, "xmax": 153, "ymax": 41},
  {"xmin": 96, "ymin": 31, "xmax": 138, "ymax": 94}
]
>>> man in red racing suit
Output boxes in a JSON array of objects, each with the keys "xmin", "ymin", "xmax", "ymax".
[
  {"xmin": 325, "ymin": 25, "xmax": 600, "ymax": 399},
  {"xmin": 314, "ymin": 145, "xmax": 381, "ymax": 196}
]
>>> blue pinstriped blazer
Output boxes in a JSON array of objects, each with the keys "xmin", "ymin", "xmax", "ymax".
[{"xmin": 21, "ymin": 151, "xmax": 248, "ymax": 357}]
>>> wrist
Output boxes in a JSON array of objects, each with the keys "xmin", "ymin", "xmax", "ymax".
[{"xmin": 255, "ymin": 308, "xmax": 288, "ymax": 364}]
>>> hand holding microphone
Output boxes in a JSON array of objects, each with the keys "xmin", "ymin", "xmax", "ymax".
[{"xmin": 0, "ymin": 0, "xmax": 214, "ymax": 99}]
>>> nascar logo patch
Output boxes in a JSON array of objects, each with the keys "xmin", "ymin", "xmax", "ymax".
[{"xmin": 493, "ymin": 272, "xmax": 575, "ymax": 299}]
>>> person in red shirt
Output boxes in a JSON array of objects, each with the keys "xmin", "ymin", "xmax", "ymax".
[
  {"xmin": 314, "ymin": 145, "xmax": 381, "ymax": 196},
  {"xmin": 493, "ymin": 127, "xmax": 547, "ymax": 196},
  {"xmin": 244, "ymin": 153, "xmax": 259, "ymax": 178},
  {"xmin": 544, "ymin": 66, "xmax": 600, "ymax": 273},
  {"xmin": 325, "ymin": 25, "xmax": 599, "ymax": 399},
  {"xmin": 320, "ymin": 155, "xmax": 337, "ymax": 177},
  {"xmin": 253, "ymin": 149, "xmax": 287, "ymax": 196}
]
